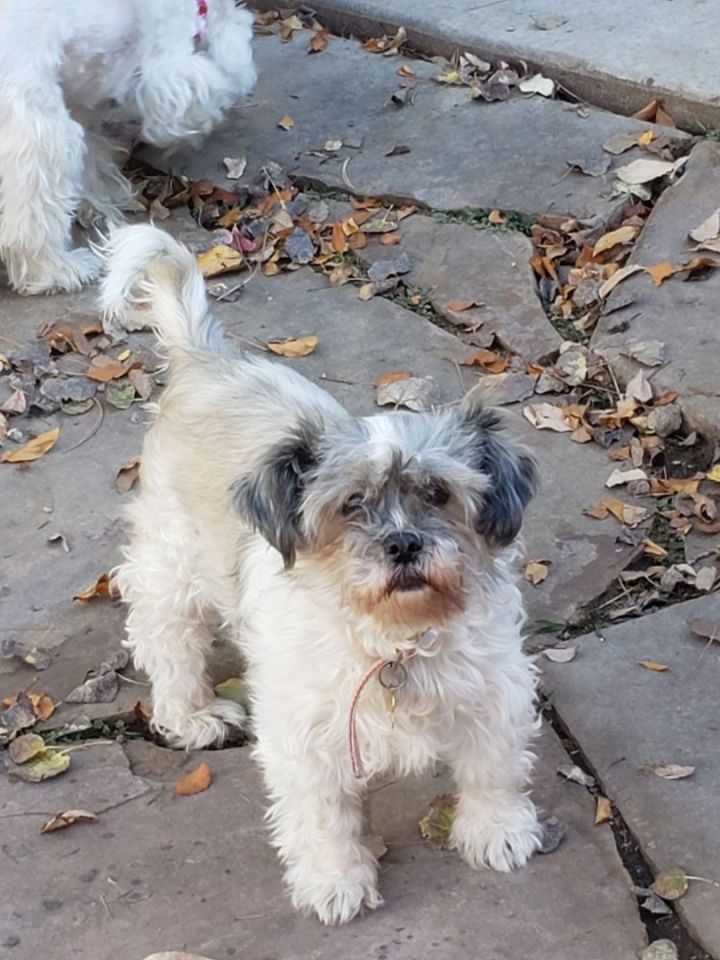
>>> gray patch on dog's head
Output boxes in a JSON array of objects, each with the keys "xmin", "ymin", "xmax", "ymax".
[
  {"xmin": 457, "ymin": 396, "xmax": 538, "ymax": 546},
  {"xmin": 230, "ymin": 419, "xmax": 321, "ymax": 568}
]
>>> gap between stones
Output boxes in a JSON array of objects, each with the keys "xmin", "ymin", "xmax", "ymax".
[{"xmin": 542, "ymin": 696, "xmax": 713, "ymax": 960}]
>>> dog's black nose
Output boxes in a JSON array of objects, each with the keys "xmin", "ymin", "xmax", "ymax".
[{"xmin": 384, "ymin": 531, "xmax": 424, "ymax": 565}]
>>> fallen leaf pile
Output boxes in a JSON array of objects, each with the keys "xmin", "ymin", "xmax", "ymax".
[
  {"xmin": 131, "ymin": 160, "xmax": 420, "ymax": 304},
  {"xmin": 434, "ymin": 52, "xmax": 555, "ymax": 101},
  {"xmin": 0, "ymin": 315, "xmax": 160, "ymax": 459},
  {"xmin": 254, "ymin": 9, "xmax": 330, "ymax": 55}
]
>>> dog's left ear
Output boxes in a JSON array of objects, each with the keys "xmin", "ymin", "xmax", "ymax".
[
  {"xmin": 459, "ymin": 395, "xmax": 538, "ymax": 547},
  {"xmin": 230, "ymin": 423, "xmax": 319, "ymax": 568}
]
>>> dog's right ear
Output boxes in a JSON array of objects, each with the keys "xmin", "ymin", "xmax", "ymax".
[{"xmin": 230, "ymin": 424, "xmax": 319, "ymax": 569}]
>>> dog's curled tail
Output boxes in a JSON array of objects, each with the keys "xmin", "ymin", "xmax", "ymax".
[{"xmin": 99, "ymin": 224, "xmax": 226, "ymax": 355}]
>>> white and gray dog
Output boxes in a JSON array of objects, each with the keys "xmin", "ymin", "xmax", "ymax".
[
  {"xmin": 101, "ymin": 224, "xmax": 542, "ymax": 925},
  {"xmin": 0, "ymin": 0, "xmax": 255, "ymax": 296}
]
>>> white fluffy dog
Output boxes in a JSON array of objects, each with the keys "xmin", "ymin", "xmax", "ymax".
[
  {"xmin": 0, "ymin": 0, "xmax": 255, "ymax": 296},
  {"xmin": 101, "ymin": 224, "xmax": 543, "ymax": 925}
]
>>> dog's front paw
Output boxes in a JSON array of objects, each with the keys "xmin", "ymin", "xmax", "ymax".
[
  {"xmin": 289, "ymin": 860, "xmax": 382, "ymax": 925},
  {"xmin": 17, "ymin": 248, "xmax": 101, "ymax": 296},
  {"xmin": 452, "ymin": 796, "xmax": 542, "ymax": 873},
  {"xmin": 153, "ymin": 698, "xmax": 249, "ymax": 750}
]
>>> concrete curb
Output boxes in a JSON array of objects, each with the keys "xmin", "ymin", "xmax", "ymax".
[{"xmin": 254, "ymin": 0, "xmax": 720, "ymax": 133}]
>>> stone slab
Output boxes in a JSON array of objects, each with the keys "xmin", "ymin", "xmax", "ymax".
[
  {"xmin": 255, "ymin": 0, "xmax": 720, "ymax": 131},
  {"xmin": 0, "ymin": 726, "xmax": 645, "ymax": 959},
  {"xmin": 148, "ymin": 33, "xmax": 686, "ymax": 220},
  {"xmin": 361, "ymin": 214, "xmax": 562, "ymax": 361},
  {"xmin": 542, "ymin": 593, "xmax": 720, "ymax": 957},
  {"xmin": 592, "ymin": 140, "xmax": 720, "ymax": 441}
]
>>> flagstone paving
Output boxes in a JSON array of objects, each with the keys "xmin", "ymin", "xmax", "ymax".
[{"xmin": 2, "ymin": 16, "xmax": 720, "ymax": 960}]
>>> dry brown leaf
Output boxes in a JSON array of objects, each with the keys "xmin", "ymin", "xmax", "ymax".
[
  {"xmin": 614, "ymin": 157, "xmax": 676, "ymax": 185},
  {"xmin": 584, "ymin": 495, "xmax": 649, "ymax": 526},
  {"xmin": 41, "ymin": 809, "xmax": 98, "ymax": 834},
  {"xmin": 488, "ymin": 209, "xmax": 506, "ymax": 225},
  {"xmin": 653, "ymin": 764, "xmax": 695, "ymax": 780},
  {"xmin": 598, "ymin": 263, "xmax": 644, "ymax": 298},
  {"xmin": 175, "ymin": 761, "xmax": 212, "ymax": 796},
  {"xmin": 86, "ymin": 356, "xmax": 127, "ymax": 382},
  {"xmin": 115, "ymin": 455, "xmax": 141, "ymax": 493},
  {"xmin": 445, "ymin": 299, "xmax": 477, "ymax": 313},
  {"xmin": 646, "ymin": 261, "xmax": 678, "ymax": 286},
  {"xmin": 461, "ymin": 350, "xmax": 509, "ymax": 374},
  {"xmin": 398, "ymin": 64, "xmax": 416, "ymax": 78},
  {"xmin": 593, "ymin": 225, "xmax": 639, "ymax": 255},
  {"xmin": 595, "ymin": 796, "xmax": 612, "ymax": 824},
  {"xmin": 375, "ymin": 371, "xmax": 411, "ymax": 388},
  {"xmin": 308, "ymin": 27, "xmax": 329, "ymax": 53},
  {"xmin": 2, "ymin": 691, "xmax": 55, "ymax": 721},
  {"xmin": 643, "ymin": 539, "xmax": 669, "ymax": 558},
  {"xmin": 1, "ymin": 426, "xmax": 60, "ymax": 464},
  {"xmin": 134, "ymin": 700, "xmax": 153, "ymax": 724},
  {"xmin": 689, "ymin": 208, "xmax": 720, "ymax": 244},
  {"xmin": 266, "ymin": 336, "xmax": 318, "ymax": 358},
  {"xmin": 357, "ymin": 282, "xmax": 376, "ymax": 301},
  {"xmin": 379, "ymin": 231, "xmax": 401, "ymax": 246},
  {"xmin": 633, "ymin": 98, "xmax": 675, "ymax": 126},
  {"xmin": 331, "ymin": 221, "xmax": 348, "ymax": 254},
  {"xmin": 570, "ymin": 425, "xmax": 593, "ymax": 444},
  {"xmin": 73, "ymin": 572, "xmax": 118, "ymax": 603},
  {"xmin": 523, "ymin": 403, "xmax": 573, "ymax": 432},
  {"xmin": 639, "ymin": 660, "xmax": 669, "ymax": 672},
  {"xmin": 196, "ymin": 244, "xmax": 245, "ymax": 278},
  {"xmin": 523, "ymin": 559, "xmax": 550, "ymax": 585},
  {"xmin": 278, "ymin": 114, "xmax": 295, "ymax": 130}
]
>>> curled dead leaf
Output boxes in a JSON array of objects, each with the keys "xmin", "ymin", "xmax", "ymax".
[
  {"xmin": 445, "ymin": 299, "xmax": 477, "ymax": 313},
  {"xmin": 115, "ymin": 455, "xmax": 141, "ymax": 493},
  {"xmin": 461, "ymin": 350, "xmax": 508, "ymax": 374},
  {"xmin": 73, "ymin": 572, "xmax": 118, "ymax": 603},
  {"xmin": 375, "ymin": 370, "xmax": 411, "ymax": 388},
  {"xmin": 175, "ymin": 761, "xmax": 212, "ymax": 796},
  {"xmin": 639, "ymin": 660, "xmax": 669, "ymax": 672},
  {"xmin": 646, "ymin": 262, "xmax": 678, "ymax": 286},
  {"xmin": 266, "ymin": 336, "xmax": 318, "ymax": 358},
  {"xmin": 595, "ymin": 796, "xmax": 612, "ymax": 824},
  {"xmin": 41, "ymin": 809, "xmax": 98, "ymax": 833},
  {"xmin": 277, "ymin": 114, "xmax": 295, "ymax": 131},
  {"xmin": 523, "ymin": 559, "xmax": 550, "ymax": 585},
  {"xmin": 653, "ymin": 764, "xmax": 695, "ymax": 780},
  {"xmin": 196, "ymin": 244, "xmax": 245, "ymax": 278},
  {"xmin": 1, "ymin": 426, "xmax": 59, "ymax": 464}
]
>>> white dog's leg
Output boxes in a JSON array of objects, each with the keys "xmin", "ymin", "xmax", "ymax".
[
  {"xmin": 254, "ymin": 713, "xmax": 382, "ymax": 925},
  {"xmin": 77, "ymin": 130, "xmax": 133, "ymax": 229},
  {"xmin": 449, "ymin": 669, "xmax": 542, "ymax": 872},
  {"xmin": 0, "ymin": 83, "xmax": 100, "ymax": 295},
  {"xmin": 117, "ymin": 525, "xmax": 247, "ymax": 749}
]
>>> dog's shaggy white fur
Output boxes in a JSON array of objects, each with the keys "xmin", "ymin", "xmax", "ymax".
[
  {"xmin": 0, "ymin": 0, "xmax": 255, "ymax": 296},
  {"xmin": 101, "ymin": 224, "xmax": 543, "ymax": 925}
]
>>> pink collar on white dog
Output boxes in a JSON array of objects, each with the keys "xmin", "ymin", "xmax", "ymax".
[
  {"xmin": 348, "ymin": 629, "xmax": 441, "ymax": 779},
  {"xmin": 195, "ymin": 0, "xmax": 208, "ymax": 42}
]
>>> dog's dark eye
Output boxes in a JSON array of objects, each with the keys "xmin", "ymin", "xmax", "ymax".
[
  {"xmin": 423, "ymin": 480, "xmax": 450, "ymax": 507},
  {"xmin": 342, "ymin": 493, "xmax": 364, "ymax": 516}
]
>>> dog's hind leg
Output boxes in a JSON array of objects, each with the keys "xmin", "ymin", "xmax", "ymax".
[
  {"xmin": 77, "ymin": 129, "xmax": 134, "ymax": 230},
  {"xmin": 117, "ymin": 501, "xmax": 248, "ymax": 749},
  {"xmin": 0, "ymin": 80, "xmax": 101, "ymax": 295}
]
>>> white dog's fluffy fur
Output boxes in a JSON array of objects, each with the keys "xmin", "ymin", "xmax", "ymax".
[
  {"xmin": 100, "ymin": 224, "xmax": 543, "ymax": 925},
  {"xmin": 0, "ymin": 0, "xmax": 255, "ymax": 296}
]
